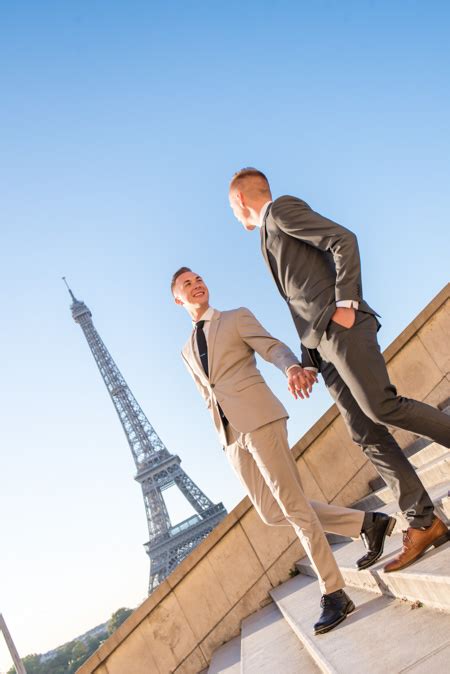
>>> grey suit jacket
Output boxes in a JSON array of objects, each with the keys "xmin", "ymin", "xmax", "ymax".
[
  {"xmin": 261, "ymin": 195, "xmax": 377, "ymax": 366},
  {"xmin": 182, "ymin": 307, "xmax": 299, "ymax": 447}
]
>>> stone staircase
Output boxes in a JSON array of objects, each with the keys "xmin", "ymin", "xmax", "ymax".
[{"xmin": 206, "ymin": 420, "xmax": 450, "ymax": 673}]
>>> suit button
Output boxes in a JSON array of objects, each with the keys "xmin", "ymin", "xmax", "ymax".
[{"xmin": 211, "ymin": 384, "xmax": 215, "ymax": 388}]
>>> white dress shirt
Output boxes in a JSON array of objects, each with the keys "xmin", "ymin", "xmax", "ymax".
[{"xmin": 192, "ymin": 305, "xmax": 215, "ymax": 363}]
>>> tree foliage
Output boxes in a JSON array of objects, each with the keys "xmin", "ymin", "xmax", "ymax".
[
  {"xmin": 7, "ymin": 607, "xmax": 132, "ymax": 674},
  {"xmin": 107, "ymin": 607, "xmax": 133, "ymax": 635}
]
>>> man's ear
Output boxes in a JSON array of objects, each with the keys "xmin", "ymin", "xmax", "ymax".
[
  {"xmin": 174, "ymin": 296, "xmax": 184, "ymax": 306},
  {"xmin": 236, "ymin": 190, "xmax": 245, "ymax": 208}
]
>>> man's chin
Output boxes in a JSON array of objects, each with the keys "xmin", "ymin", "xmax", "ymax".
[{"xmin": 244, "ymin": 223, "xmax": 256, "ymax": 231}]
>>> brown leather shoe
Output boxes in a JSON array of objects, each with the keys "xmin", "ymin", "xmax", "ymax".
[{"xmin": 384, "ymin": 516, "xmax": 450, "ymax": 573}]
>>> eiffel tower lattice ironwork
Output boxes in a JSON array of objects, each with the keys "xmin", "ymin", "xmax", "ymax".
[{"xmin": 63, "ymin": 279, "xmax": 227, "ymax": 593}]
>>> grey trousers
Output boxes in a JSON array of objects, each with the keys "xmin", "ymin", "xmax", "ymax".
[
  {"xmin": 316, "ymin": 310, "xmax": 450, "ymax": 528},
  {"xmin": 225, "ymin": 419, "xmax": 365, "ymax": 595}
]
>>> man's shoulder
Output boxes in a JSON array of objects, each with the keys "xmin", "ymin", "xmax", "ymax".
[
  {"xmin": 220, "ymin": 307, "xmax": 254, "ymax": 320},
  {"xmin": 217, "ymin": 307, "xmax": 258, "ymax": 333},
  {"xmin": 218, "ymin": 307, "xmax": 248, "ymax": 325},
  {"xmin": 270, "ymin": 194, "xmax": 310, "ymax": 218}
]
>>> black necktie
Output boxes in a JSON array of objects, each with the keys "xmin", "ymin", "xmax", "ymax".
[
  {"xmin": 195, "ymin": 320, "xmax": 209, "ymax": 376},
  {"xmin": 195, "ymin": 319, "xmax": 228, "ymax": 427}
]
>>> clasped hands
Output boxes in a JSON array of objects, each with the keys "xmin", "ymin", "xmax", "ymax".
[{"xmin": 287, "ymin": 366, "xmax": 318, "ymax": 400}]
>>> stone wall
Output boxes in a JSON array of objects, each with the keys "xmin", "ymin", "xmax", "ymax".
[{"xmin": 77, "ymin": 284, "xmax": 450, "ymax": 674}]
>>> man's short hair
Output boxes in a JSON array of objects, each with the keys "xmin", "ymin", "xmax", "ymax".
[
  {"xmin": 229, "ymin": 167, "xmax": 270, "ymax": 194},
  {"xmin": 171, "ymin": 266, "xmax": 192, "ymax": 294}
]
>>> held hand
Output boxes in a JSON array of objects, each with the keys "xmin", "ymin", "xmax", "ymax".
[
  {"xmin": 303, "ymin": 369, "xmax": 319, "ymax": 388},
  {"xmin": 331, "ymin": 307, "xmax": 356, "ymax": 329},
  {"xmin": 287, "ymin": 365, "xmax": 314, "ymax": 400}
]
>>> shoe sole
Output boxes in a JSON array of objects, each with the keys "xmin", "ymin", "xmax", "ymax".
[
  {"xmin": 314, "ymin": 600, "xmax": 356, "ymax": 635},
  {"xmin": 383, "ymin": 529, "xmax": 450, "ymax": 573},
  {"xmin": 357, "ymin": 516, "xmax": 397, "ymax": 571}
]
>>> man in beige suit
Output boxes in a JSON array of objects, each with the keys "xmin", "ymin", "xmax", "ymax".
[{"xmin": 172, "ymin": 266, "xmax": 395, "ymax": 635}]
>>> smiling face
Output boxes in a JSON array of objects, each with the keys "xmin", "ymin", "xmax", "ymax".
[{"xmin": 173, "ymin": 271, "xmax": 210, "ymax": 314}]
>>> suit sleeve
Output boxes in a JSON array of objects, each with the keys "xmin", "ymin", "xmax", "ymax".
[
  {"xmin": 236, "ymin": 308, "xmax": 299, "ymax": 374},
  {"xmin": 273, "ymin": 196, "xmax": 362, "ymax": 302},
  {"xmin": 181, "ymin": 353, "xmax": 212, "ymax": 409},
  {"xmin": 301, "ymin": 344, "xmax": 320, "ymax": 371}
]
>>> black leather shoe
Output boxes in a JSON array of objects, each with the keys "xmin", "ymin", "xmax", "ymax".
[
  {"xmin": 356, "ymin": 512, "xmax": 396, "ymax": 570},
  {"xmin": 313, "ymin": 590, "xmax": 355, "ymax": 635}
]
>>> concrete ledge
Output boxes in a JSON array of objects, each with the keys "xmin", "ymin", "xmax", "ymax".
[{"xmin": 77, "ymin": 284, "xmax": 450, "ymax": 674}]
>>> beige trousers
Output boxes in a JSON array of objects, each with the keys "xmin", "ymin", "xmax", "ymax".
[{"xmin": 225, "ymin": 418, "xmax": 365, "ymax": 595}]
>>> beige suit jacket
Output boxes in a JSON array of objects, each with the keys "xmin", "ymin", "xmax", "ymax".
[{"xmin": 182, "ymin": 307, "xmax": 299, "ymax": 447}]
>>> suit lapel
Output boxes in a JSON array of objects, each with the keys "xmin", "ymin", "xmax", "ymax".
[
  {"xmin": 260, "ymin": 209, "xmax": 279, "ymax": 289},
  {"xmin": 207, "ymin": 310, "xmax": 221, "ymax": 381}
]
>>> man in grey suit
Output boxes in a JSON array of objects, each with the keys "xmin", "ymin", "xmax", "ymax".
[
  {"xmin": 172, "ymin": 266, "xmax": 394, "ymax": 634},
  {"xmin": 228, "ymin": 168, "xmax": 450, "ymax": 573}
]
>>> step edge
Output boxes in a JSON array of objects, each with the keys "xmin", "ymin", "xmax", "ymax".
[
  {"xmin": 207, "ymin": 635, "xmax": 241, "ymax": 674},
  {"xmin": 353, "ymin": 461, "xmax": 450, "ymax": 510},
  {"xmin": 270, "ymin": 591, "xmax": 337, "ymax": 674},
  {"xmin": 240, "ymin": 602, "xmax": 321, "ymax": 674},
  {"xmin": 295, "ymin": 560, "xmax": 450, "ymax": 613}
]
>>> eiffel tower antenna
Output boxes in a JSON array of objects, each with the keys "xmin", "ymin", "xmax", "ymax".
[
  {"xmin": 63, "ymin": 281, "xmax": 227, "ymax": 592},
  {"xmin": 62, "ymin": 276, "xmax": 76, "ymax": 302},
  {"xmin": 0, "ymin": 614, "xmax": 27, "ymax": 674}
]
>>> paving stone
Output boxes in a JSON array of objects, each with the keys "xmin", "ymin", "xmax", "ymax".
[
  {"xmin": 240, "ymin": 602, "xmax": 319, "ymax": 673},
  {"xmin": 208, "ymin": 636, "xmax": 241, "ymax": 674}
]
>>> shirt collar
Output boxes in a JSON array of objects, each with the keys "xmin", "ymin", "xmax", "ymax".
[
  {"xmin": 258, "ymin": 201, "xmax": 272, "ymax": 228},
  {"xmin": 192, "ymin": 306, "xmax": 215, "ymax": 327}
]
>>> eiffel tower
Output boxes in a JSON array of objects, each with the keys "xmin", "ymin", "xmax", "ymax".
[{"xmin": 63, "ymin": 279, "xmax": 227, "ymax": 593}]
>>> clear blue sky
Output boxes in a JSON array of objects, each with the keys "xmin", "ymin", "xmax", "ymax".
[{"xmin": 1, "ymin": 1, "xmax": 449, "ymax": 669}]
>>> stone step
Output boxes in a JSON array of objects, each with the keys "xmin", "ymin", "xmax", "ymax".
[
  {"xmin": 327, "ymin": 480, "xmax": 450, "ymax": 549},
  {"xmin": 353, "ymin": 452, "xmax": 450, "ymax": 512},
  {"xmin": 391, "ymin": 480, "xmax": 450, "ymax": 533},
  {"xmin": 240, "ymin": 602, "xmax": 320, "ymax": 673},
  {"xmin": 208, "ymin": 635, "xmax": 241, "ymax": 674},
  {"xmin": 271, "ymin": 573, "xmax": 450, "ymax": 674},
  {"xmin": 368, "ymin": 406, "xmax": 450, "ymax": 492},
  {"xmin": 296, "ymin": 530, "xmax": 450, "ymax": 612},
  {"xmin": 401, "ymin": 405, "xmax": 450, "ymax": 468},
  {"xmin": 441, "ymin": 494, "xmax": 450, "ymax": 519},
  {"xmin": 403, "ymin": 405, "xmax": 450, "ymax": 465},
  {"xmin": 369, "ymin": 440, "xmax": 449, "ymax": 491},
  {"xmin": 408, "ymin": 441, "xmax": 449, "ymax": 469},
  {"xmin": 361, "ymin": 480, "xmax": 450, "ymax": 536}
]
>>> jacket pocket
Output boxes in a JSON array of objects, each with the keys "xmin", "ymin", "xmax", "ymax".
[{"xmin": 235, "ymin": 376, "xmax": 264, "ymax": 392}]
